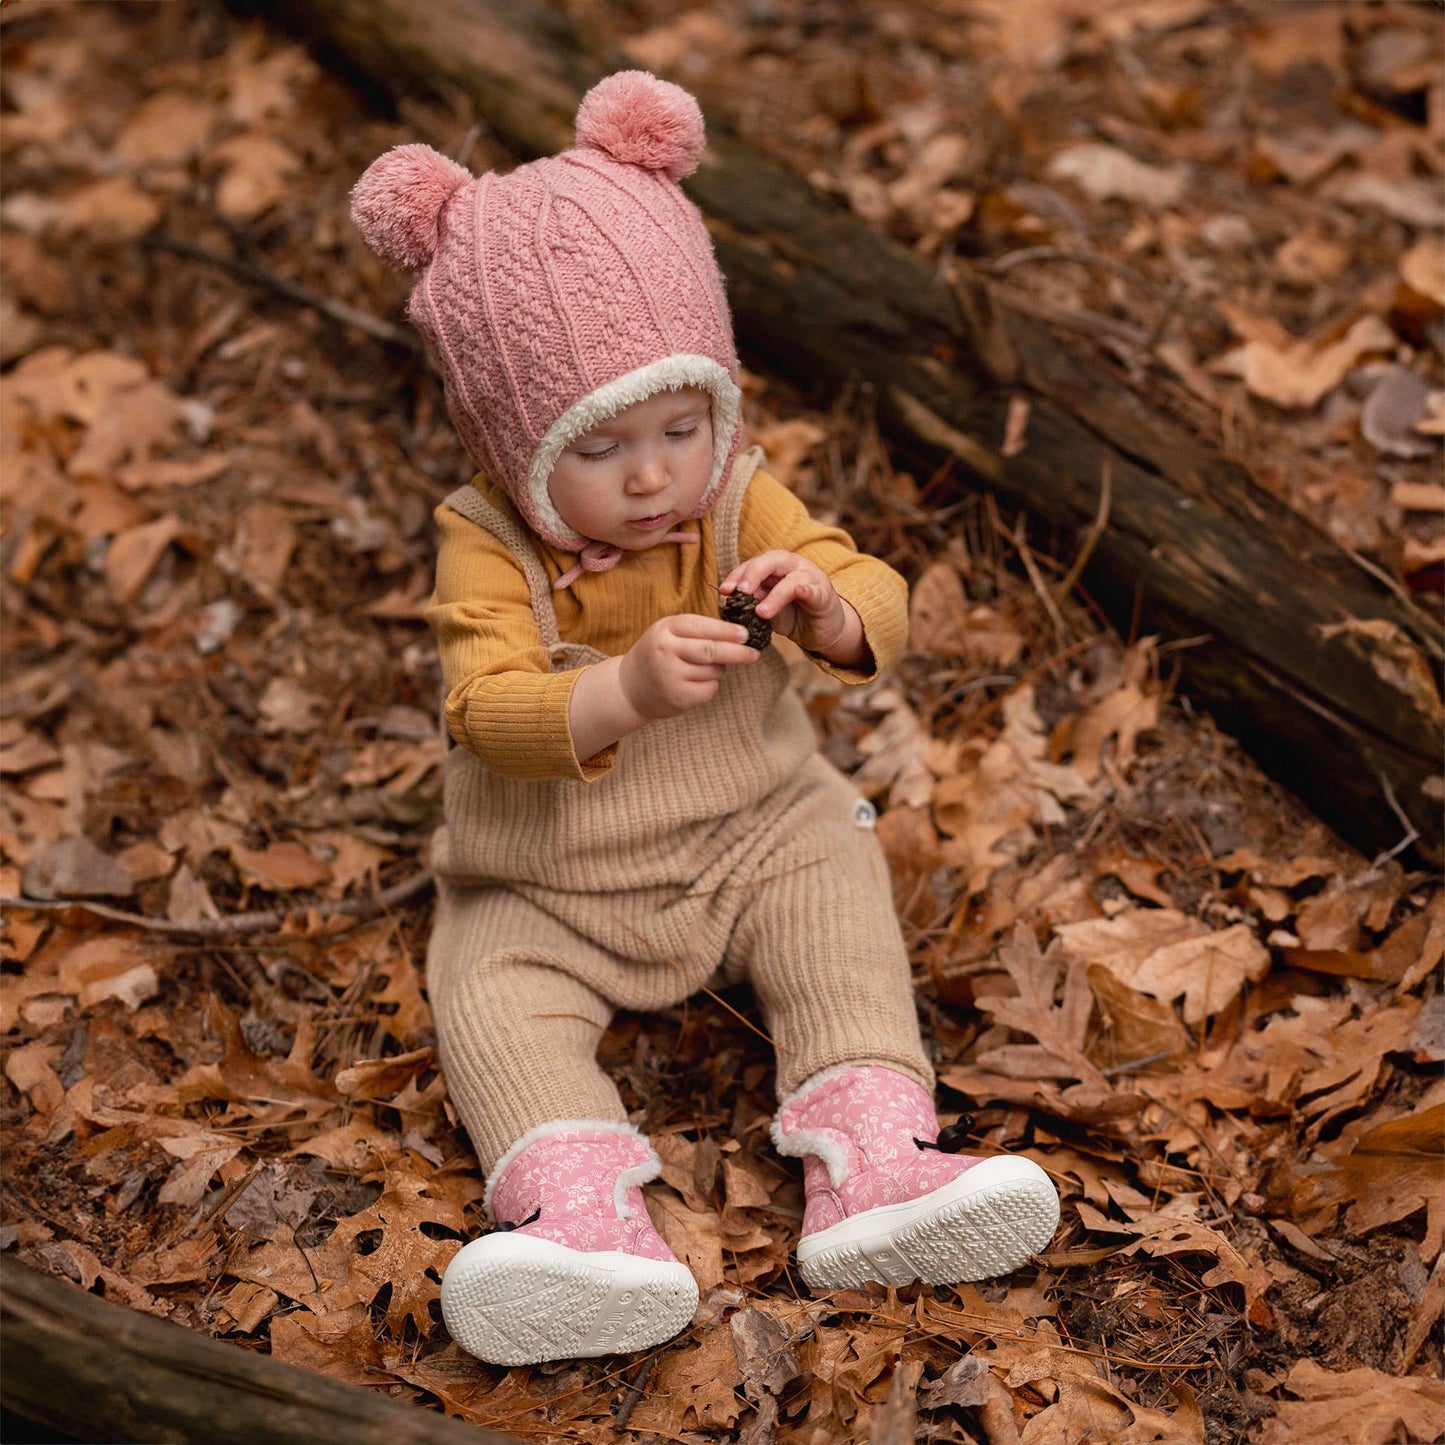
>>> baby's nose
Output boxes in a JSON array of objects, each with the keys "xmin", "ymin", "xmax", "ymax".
[{"xmin": 627, "ymin": 455, "xmax": 668, "ymax": 492}]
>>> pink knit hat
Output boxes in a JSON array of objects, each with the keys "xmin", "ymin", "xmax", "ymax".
[{"xmin": 351, "ymin": 72, "xmax": 743, "ymax": 576}]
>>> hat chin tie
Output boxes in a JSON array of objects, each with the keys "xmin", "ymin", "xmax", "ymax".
[{"xmin": 553, "ymin": 531, "xmax": 697, "ymax": 591}]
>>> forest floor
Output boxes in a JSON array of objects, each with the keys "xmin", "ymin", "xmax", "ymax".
[{"xmin": 1, "ymin": 2, "xmax": 1442, "ymax": 1443}]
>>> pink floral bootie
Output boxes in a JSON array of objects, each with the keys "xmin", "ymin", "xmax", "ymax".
[
  {"xmin": 772, "ymin": 1066, "xmax": 1059, "ymax": 1289},
  {"xmin": 441, "ymin": 1123, "xmax": 698, "ymax": 1365}
]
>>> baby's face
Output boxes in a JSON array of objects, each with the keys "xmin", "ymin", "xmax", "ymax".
[{"xmin": 549, "ymin": 387, "xmax": 713, "ymax": 551}]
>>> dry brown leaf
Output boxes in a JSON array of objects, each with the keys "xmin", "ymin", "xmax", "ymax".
[
  {"xmin": 646, "ymin": 1188, "xmax": 724, "ymax": 1291},
  {"xmin": 6, "ymin": 1040, "xmax": 65, "ymax": 1116},
  {"xmin": 1022, "ymin": 1372, "xmax": 1205, "ymax": 1445},
  {"xmin": 268, "ymin": 1303, "xmax": 386, "ymax": 1387},
  {"xmin": 334, "ymin": 1047, "xmax": 433, "ymax": 1102},
  {"xmin": 212, "ymin": 1280, "xmax": 278, "ymax": 1335},
  {"xmin": 1282, "ymin": 908, "xmax": 1435, "ymax": 984},
  {"xmin": 155, "ymin": 1136, "xmax": 244, "ymax": 1209},
  {"xmin": 1054, "ymin": 642, "xmax": 1161, "ymax": 782},
  {"xmin": 1213, "ymin": 315, "xmax": 1396, "ymax": 409},
  {"xmin": 105, "ymin": 514, "xmax": 183, "ymax": 607},
  {"xmin": 257, "ymin": 677, "xmax": 325, "ymax": 737},
  {"xmin": 229, "ymin": 839, "xmax": 332, "ymax": 891},
  {"xmin": 749, "ymin": 418, "xmax": 827, "ymax": 489},
  {"xmin": 223, "ymin": 39, "xmax": 318, "ymax": 125},
  {"xmin": 288, "ymin": 1117, "xmax": 396, "ymax": 1172},
  {"xmin": 934, "ymin": 687, "xmax": 1092, "ymax": 895},
  {"xmin": 1057, "ymin": 910, "xmax": 1267, "ymax": 1024},
  {"xmin": 49, "ymin": 177, "xmax": 162, "ymax": 241},
  {"xmin": 212, "ymin": 134, "xmax": 300, "ymax": 219},
  {"xmin": 1256, "ymin": 1360, "xmax": 1445, "ymax": 1445},
  {"xmin": 20, "ymin": 834, "xmax": 134, "ymax": 900},
  {"xmin": 976, "ymin": 923, "xmax": 1109, "ymax": 1087},
  {"xmin": 627, "ymin": 1324, "xmax": 743, "ymax": 1435},
  {"xmin": 1400, "ymin": 236, "xmax": 1445, "ymax": 308},
  {"xmin": 723, "ymin": 1155, "xmax": 772, "ymax": 1210},
  {"xmin": 852, "ymin": 691, "xmax": 934, "ymax": 809},
  {"xmin": 1047, "ymin": 143, "xmax": 1188, "ymax": 206},
  {"xmin": 229, "ymin": 501, "xmax": 298, "ymax": 591},
  {"xmin": 114, "ymin": 90, "xmax": 217, "ymax": 167},
  {"xmin": 1087, "ymin": 965, "xmax": 1190, "ymax": 1073},
  {"xmin": 1079, "ymin": 1206, "xmax": 1273, "ymax": 1309},
  {"xmin": 732, "ymin": 1302, "xmax": 803, "ymax": 1443}
]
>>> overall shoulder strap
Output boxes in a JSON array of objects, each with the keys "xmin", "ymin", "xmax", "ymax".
[
  {"xmin": 711, "ymin": 445, "xmax": 765, "ymax": 581},
  {"xmin": 443, "ymin": 485, "xmax": 563, "ymax": 651}
]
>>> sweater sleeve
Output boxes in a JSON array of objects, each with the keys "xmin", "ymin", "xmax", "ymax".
[
  {"xmin": 737, "ymin": 469, "xmax": 909, "ymax": 683},
  {"xmin": 425, "ymin": 503, "xmax": 618, "ymax": 781}
]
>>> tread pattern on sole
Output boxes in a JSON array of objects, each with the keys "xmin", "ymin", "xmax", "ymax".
[
  {"xmin": 442, "ymin": 1242, "xmax": 697, "ymax": 1366},
  {"xmin": 798, "ymin": 1177, "xmax": 1060, "ymax": 1289}
]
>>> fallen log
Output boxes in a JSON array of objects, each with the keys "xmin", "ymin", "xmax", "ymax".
[
  {"xmin": 0, "ymin": 1261, "xmax": 518, "ymax": 1445},
  {"xmin": 276, "ymin": 0, "xmax": 1443, "ymax": 860}
]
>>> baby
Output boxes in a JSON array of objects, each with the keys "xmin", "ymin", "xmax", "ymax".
[{"xmin": 352, "ymin": 71, "xmax": 1058, "ymax": 1368}]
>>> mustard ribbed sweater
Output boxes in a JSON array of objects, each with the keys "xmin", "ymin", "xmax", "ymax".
[{"xmin": 427, "ymin": 468, "xmax": 908, "ymax": 780}]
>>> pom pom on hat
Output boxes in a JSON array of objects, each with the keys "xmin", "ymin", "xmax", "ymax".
[
  {"xmin": 575, "ymin": 71, "xmax": 705, "ymax": 181},
  {"xmin": 351, "ymin": 143, "xmax": 473, "ymax": 270}
]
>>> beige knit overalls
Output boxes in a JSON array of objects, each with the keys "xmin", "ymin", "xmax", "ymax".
[{"xmin": 426, "ymin": 450, "xmax": 933, "ymax": 1172}]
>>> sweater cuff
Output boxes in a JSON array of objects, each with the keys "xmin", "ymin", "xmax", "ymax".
[
  {"xmin": 811, "ymin": 564, "xmax": 909, "ymax": 685},
  {"xmin": 458, "ymin": 669, "xmax": 618, "ymax": 781}
]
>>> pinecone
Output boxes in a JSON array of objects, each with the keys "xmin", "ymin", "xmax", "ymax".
[{"xmin": 721, "ymin": 589, "xmax": 772, "ymax": 650}]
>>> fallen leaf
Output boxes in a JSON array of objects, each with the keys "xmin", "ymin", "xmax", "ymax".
[
  {"xmin": 1218, "ymin": 315, "xmax": 1396, "ymax": 409},
  {"xmin": 229, "ymin": 840, "xmax": 332, "ymax": 891},
  {"xmin": 56, "ymin": 936, "xmax": 160, "ymax": 1011},
  {"xmin": 646, "ymin": 1189, "xmax": 724, "ymax": 1291},
  {"xmin": 976, "ymin": 923, "xmax": 1109, "ymax": 1087},
  {"xmin": 20, "ymin": 834, "xmax": 134, "ymax": 899},
  {"xmin": 1323, "ymin": 170, "xmax": 1445, "ymax": 229},
  {"xmin": 1048, "ymin": 143, "xmax": 1188, "ymax": 207},
  {"xmin": 1255, "ymin": 1360, "xmax": 1445, "ymax": 1445},
  {"xmin": 114, "ymin": 90, "xmax": 217, "ymax": 166},
  {"xmin": 919, "ymin": 1354, "xmax": 990, "ymax": 1411},
  {"xmin": 105, "ymin": 514, "xmax": 183, "ymax": 607},
  {"xmin": 212, "ymin": 134, "xmax": 300, "ymax": 219},
  {"xmin": 627, "ymin": 1324, "xmax": 744, "ymax": 1434},
  {"xmin": 1087, "ymin": 965, "xmax": 1190, "ymax": 1072},
  {"xmin": 1400, "ymin": 236, "xmax": 1445, "ymax": 308},
  {"xmin": 749, "ymin": 418, "xmax": 827, "ymax": 489},
  {"xmin": 1057, "ymin": 910, "xmax": 1268, "ymax": 1024},
  {"xmin": 334, "ymin": 1047, "xmax": 434, "ymax": 1102},
  {"xmin": 1022, "ymin": 1371, "xmax": 1206, "ymax": 1445}
]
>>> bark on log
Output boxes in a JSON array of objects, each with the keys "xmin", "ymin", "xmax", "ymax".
[
  {"xmin": 0, "ymin": 1261, "xmax": 518, "ymax": 1445},
  {"xmin": 277, "ymin": 0, "xmax": 1443, "ymax": 860}
]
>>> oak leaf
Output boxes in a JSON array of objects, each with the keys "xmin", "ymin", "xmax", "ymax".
[
  {"xmin": 1256, "ymin": 1360, "xmax": 1445, "ymax": 1445},
  {"xmin": 975, "ymin": 923, "xmax": 1109, "ymax": 1087}
]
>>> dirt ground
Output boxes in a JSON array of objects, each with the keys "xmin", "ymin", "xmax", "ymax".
[{"xmin": 1, "ymin": 3, "xmax": 1441, "ymax": 1443}]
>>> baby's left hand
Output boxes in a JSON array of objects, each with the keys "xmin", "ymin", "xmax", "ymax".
[{"xmin": 721, "ymin": 551, "xmax": 850, "ymax": 655}]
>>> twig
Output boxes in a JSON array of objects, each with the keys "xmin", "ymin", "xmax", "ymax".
[
  {"xmin": 612, "ymin": 1353, "xmax": 659, "ymax": 1433},
  {"xmin": 1053, "ymin": 458, "xmax": 1113, "ymax": 607},
  {"xmin": 1101, "ymin": 1050, "xmax": 1175, "ymax": 1077},
  {"xmin": 1143, "ymin": 279, "xmax": 1187, "ymax": 353},
  {"xmin": 988, "ymin": 245, "xmax": 1174, "ymax": 299},
  {"xmin": 141, "ymin": 234, "xmax": 422, "ymax": 352},
  {"xmin": 0, "ymin": 870, "xmax": 435, "ymax": 939},
  {"xmin": 987, "ymin": 284, "xmax": 1150, "ymax": 349},
  {"xmin": 1341, "ymin": 545, "xmax": 1444, "ymax": 662},
  {"xmin": 1012, "ymin": 515, "xmax": 1070, "ymax": 637},
  {"xmin": 1371, "ymin": 770, "xmax": 1422, "ymax": 869}
]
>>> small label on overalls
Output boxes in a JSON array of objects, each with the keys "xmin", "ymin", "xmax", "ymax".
[{"xmin": 853, "ymin": 798, "xmax": 877, "ymax": 829}]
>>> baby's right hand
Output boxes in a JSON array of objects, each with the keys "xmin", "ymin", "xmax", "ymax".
[{"xmin": 619, "ymin": 614, "xmax": 759, "ymax": 721}]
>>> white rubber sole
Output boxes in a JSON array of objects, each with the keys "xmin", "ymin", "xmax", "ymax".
[
  {"xmin": 440, "ymin": 1233, "xmax": 699, "ymax": 1366},
  {"xmin": 797, "ymin": 1155, "xmax": 1060, "ymax": 1289}
]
